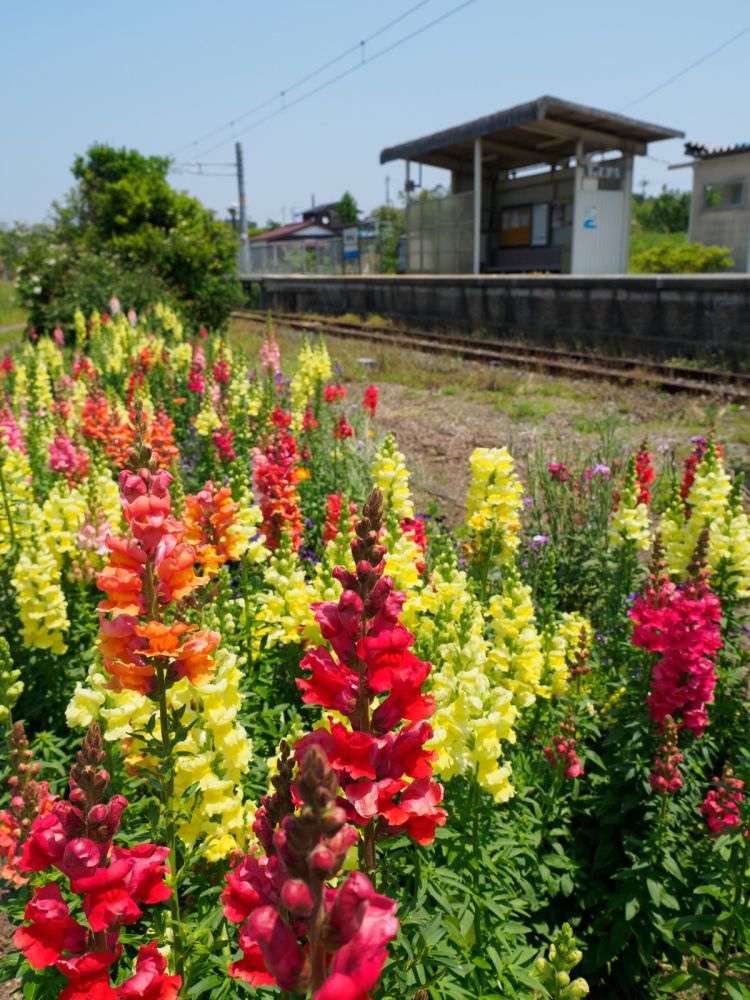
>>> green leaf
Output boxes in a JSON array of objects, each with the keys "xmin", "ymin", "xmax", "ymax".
[{"xmin": 625, "ymin": 898, "xmax": 640, "ymax": 921}]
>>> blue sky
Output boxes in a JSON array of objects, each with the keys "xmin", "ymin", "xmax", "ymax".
[{"xmin": 2, "ymin": 0, "xmax": 748, "ymax": 225}]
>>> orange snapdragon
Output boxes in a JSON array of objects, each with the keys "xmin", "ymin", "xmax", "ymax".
[
  {"xmin": 183, "ymin": 481, "xmax": 248, "ymax": 577},
  {"xmin": 96, "ymin": 466, "xmax": 217, "ymax": 697}
]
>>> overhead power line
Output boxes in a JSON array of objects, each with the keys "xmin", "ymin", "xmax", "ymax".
[
  {"xmin": 188, "ymin": 0, "xmax": 479, "ymax": 161},
  {"xmin": 168, "ymin": 0, "xmax": 437, "ymax": 159},
  {"xmin": 621, "ymin": 23, "xmax": 750, "ymax": 111}
]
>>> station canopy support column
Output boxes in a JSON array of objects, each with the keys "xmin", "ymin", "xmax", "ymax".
[{"xmin": 473, "ymin": 138, "xmax": 482, "ymax": 274}]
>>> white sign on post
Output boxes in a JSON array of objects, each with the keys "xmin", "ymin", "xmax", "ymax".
[{"xmin": 342, "ymin": 227, "xmax": 359, "ymax": 259}]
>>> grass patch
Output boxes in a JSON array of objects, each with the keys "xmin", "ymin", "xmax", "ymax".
[
  {"xmin": 506, "ymin": 399, "xmax": 558, "ymax": 421},
  {"xmin": 0, "ymin": 282, "xmax": 26, "ymax": 327}
]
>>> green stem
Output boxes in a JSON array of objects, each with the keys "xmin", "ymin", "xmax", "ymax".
[
  {"xmin": 471, "ymin": 771, "xmax": 483, "ymax": 949},
  {"xmin": 240, "ymin": 553, "xmax": 254, "ymax": 671},
  {"xmin": 478, "ymin": 532, "xmax": 497, "ymax": 604},
  {"xmin": 156, "ymin": 661, "xmax": 184, "ymax": 982},
  {"xmin": 712, "ymin": 831, "xmax": 750, "ymax": 1000},
  {"xmin": 0, "ymin": 457, "xmax": 17, "ymax": 550}
]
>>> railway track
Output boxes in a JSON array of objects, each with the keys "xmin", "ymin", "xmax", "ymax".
[{"xmin": 231, "ymin": 309, "xmax": 750, "ymax": 403}]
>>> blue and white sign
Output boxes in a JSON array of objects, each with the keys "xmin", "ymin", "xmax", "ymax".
[
  {"xmin": 583, "ymin": 207, "xmax": 599, "ymax": 230},
  {"xmin": 342, "ymin": 227, "xmax": 359, "ymax": 260}
]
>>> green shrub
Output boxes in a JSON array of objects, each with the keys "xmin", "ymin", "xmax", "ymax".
[
  {"xmin": 15, "ymin": 145, "xmax": 241, "ymax": 333},
  {"xmin": 631, "ymin": 240, "xmax": 734, "ymax": 274}
]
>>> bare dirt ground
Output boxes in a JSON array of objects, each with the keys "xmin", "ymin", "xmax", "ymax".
[{"xmin": 230, "ymin": 316, "xmax": 750, "ymax": 519}]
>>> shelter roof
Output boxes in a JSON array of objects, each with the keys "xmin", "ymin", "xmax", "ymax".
[
  {"xmin": 685, "ymin": 141, "xmax": 750, "ymax": 161},
  {"xmin": 380, "ymin": 96, "xmax": 683, "ymax": 170}
]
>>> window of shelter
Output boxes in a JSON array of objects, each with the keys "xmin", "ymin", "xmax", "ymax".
[{"xmin": 703, "ymin": 180, "xmax": 745, "ymax": 210}]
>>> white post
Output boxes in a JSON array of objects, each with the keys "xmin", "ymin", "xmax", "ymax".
[
  {"xmin": 473, "ymin": 139, "xmax": 482, "ymax": 274},
  {"xmin": 620, "ymin": 154, "xmax": 634, "ymax": 273},
  {"xmin": 570, "ymin": 139, "xmax": 584, "ymax": 274}
]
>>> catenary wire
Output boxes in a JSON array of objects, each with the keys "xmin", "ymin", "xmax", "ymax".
[
  {"xmin": 167, "ymin": 0, "xmax": 436, "ymax": 158},
  {"xmin": 189, "ymin": 0, "xmax": 478, "ymax": 161},
  {"xmin": 620, "ymin": 23, "xmax": 750, "ymax": 111}
]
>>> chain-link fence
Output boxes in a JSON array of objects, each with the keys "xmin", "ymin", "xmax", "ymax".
[{"xmin": 405, "ymin": 192, "xmax": 474, "ymax": 273}]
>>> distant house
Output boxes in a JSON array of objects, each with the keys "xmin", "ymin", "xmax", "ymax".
[
  {"xmin": 249, "ymin": 220, "xmax": 335, "ymax": 244},
  {"xmin": 300, "ymin": 202, "xmax": 345, "ymax": 229},
  {"xmin": 685, "ymin": 142, "xmax": 750, "ymax": 271},
  {"xmin": 247, "ymin": 220, "xmax": 339, "ymax": 275}
]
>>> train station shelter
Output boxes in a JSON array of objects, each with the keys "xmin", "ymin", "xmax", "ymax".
[{"xmin": 380, "ymin": 96, "xmax": 683, "ymax": 275}]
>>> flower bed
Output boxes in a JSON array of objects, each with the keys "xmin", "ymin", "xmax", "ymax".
[{"xmin": 1, "ymin": 301, "xmax": 749, "ymax": 998}]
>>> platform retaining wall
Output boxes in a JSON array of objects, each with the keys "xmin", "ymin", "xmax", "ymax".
[{"xmin": 241, "ymin": 274, "xmax": 750, "ymax": 365}]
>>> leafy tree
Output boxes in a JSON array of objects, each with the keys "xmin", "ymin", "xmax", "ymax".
[
  {"xmin": 632, "ymin": 186, "xmax": 690, "ymax": 234},
  {"xmin": 15, "ymin": 145, "xmax": 240, "ymax": 332},
  {"xmin": 371, "ymin": 204, "xmax": 405, "ymax": 274},
  {"xmin": 337, "ymin": 191, "xmax": 359, "ymax": 225}
]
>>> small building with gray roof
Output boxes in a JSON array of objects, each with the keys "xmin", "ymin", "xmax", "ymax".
[{"xmin": 380, "ymin": 95, "xmax": 682, "ymax": 275}]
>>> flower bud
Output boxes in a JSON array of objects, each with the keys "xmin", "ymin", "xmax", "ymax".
[
  {"xmin": 567, "ymin": 977, "xmax": 590, "ymax": 998},
  {"xmin": 281, "ymin": 879, "xmax": 315, "ymax": 917}
]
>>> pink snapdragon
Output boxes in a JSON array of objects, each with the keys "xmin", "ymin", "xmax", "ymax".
[
  {"xmin": 630, "ymin": 564, "xmax": 721, "ymax": 738},
  {"xmin": 49, "ymin": 433, "xmax": 90, "ymax": 483},
  {"xmin": 544, "ymin": 719, "xmax": 584, "ymax": 779},
  {"xmin": 701, "ymin": 769, "xmax": 745, "ymax": 835}
]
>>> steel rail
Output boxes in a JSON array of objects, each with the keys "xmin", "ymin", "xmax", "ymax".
[{"xmin": 231, "ymin": 309, "xmax": 750, "ymax": 402}]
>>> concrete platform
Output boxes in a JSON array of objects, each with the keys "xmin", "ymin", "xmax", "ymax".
[{"xmin": 239, "ymin": 273, "xmax": 750, "ymax": 366}]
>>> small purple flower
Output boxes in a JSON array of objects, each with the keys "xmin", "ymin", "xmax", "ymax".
[
  {"xmin": 530, "ymin": 534, "xmax": 550, "ymax": 549},
  {"xmin": 523, "ymin": 496, "xmax": 533, "ymax": 508},
  {"xmin": 590, "ymin": 463, "xmax": 610, "ymax": 479},
  {"xmin": 303, "ymin": 518, "xmax": 314, "ymax": 529},
  {"xmin": 223, "ymin": 476, "xmax": 230, "ymax": 486},
  {"xmin": 626, "ymin": 591, "xmax": 639, "ymax": 605}
]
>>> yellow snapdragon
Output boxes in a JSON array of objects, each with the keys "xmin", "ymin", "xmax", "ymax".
[
  {"xmin": 290, "ymin": 339, "xmax": 333, "ymax": 427},
  {"xmin": 426, "ymin": 591, "xmax": 517, "ymax": 803},
  {"xmin": 465, "ymin": 447, "xmax": 523, "ymax": 563},
  {"xmin": 609, "ymin": 457, "xmax": 650, "ymax": 551},
  {"xmin": 487, "ymin": 567, "xmax": 545, "ymax": 708},
  {"xmin": 67, "ymin": 650, "xmax": 255, "ymax": 861},
  {"xmin": 11, "ymin": 543, "xmax": 69, "ymax": 655},
  {"xmin": 661, "ymin": 437, "xmax": 750, "ymax": 593},
  {"xmin": 371, "ymin": 433, "xmax": 414, "ymax": 520},
  {"xmin": 255, "ymin": 535, "xmax": 315, "ymax": 647}
]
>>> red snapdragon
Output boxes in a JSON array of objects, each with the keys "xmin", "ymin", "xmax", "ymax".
[
  {"xmin": 649, "ymin": 716, "xmax": 683, "ymax": 796},
  {"xmin": 334, "ymin": 415, "xmax": 354, "ymax": 440},
  {"xmin": 296, "ymin": 489, "xmax": 446, "ymax": 862},
  {"xmin": 0, "ymin": 721, "xmax": 56, "ymax": 885},
  {"xmin": 223, "ymin": 744, "xmax": 398, "ymax": 997},
  {"xmin": 362, "ymin": 385, "xmax": 378, "ymax": 418},
  {"xmin": 323, "ymin": 493, "xmax": 358, "ymax": 546},
  {"xmin": 252, "ymin": 413, "xmax": 305, "ymax": 551},
  {"xmin": 13, "ymin": 724, "xmax": 177, "ymax": 998},
  {"xmin": 323, "ymin": 383, "xmax": 346, "ymax": 403},
  {"xmin": 634, "ymin": 439, "xmax": 655, "ymax": 506}
]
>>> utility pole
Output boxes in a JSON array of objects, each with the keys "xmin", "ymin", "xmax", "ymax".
[
  {"xmin": 385, "ymin": 175, "xmax": 390, "ymax": 207},
  {"xmin": 235, "ymin": 142, "xmax": 250, "ymax": 274}
]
